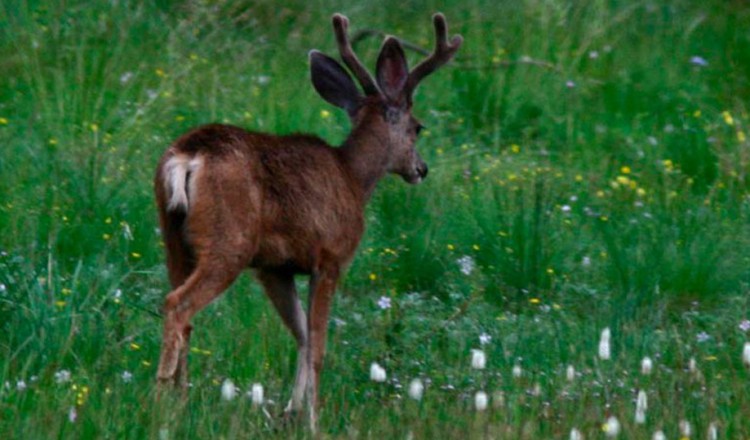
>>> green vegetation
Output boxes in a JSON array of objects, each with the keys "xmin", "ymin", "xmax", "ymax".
[{"xmin": 2, "ymin": 0, "xmax": 750, "ymax": 438}]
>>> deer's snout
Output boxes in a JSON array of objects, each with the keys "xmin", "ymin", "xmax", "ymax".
[
  {"xmin": 417, "ymin": 162, "xmax": 428, "ymax": 180},
  {"xmin": 404, "ymin": 160, "xmax": 428, "ymax": 184}
]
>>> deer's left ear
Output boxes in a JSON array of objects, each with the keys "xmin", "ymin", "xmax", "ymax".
[{"xmin": 376, "ymin": 37, "xmax": 409, "ymax": 103}]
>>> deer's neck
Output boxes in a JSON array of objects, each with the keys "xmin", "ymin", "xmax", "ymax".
[{"xmin": 339, "ymin": 123, "xmax": 390, "ymax": 200}]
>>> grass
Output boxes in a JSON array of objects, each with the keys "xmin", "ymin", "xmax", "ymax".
[{"xmin": 2, "ymin": 0, "xmax": 750, "ymax": 438}]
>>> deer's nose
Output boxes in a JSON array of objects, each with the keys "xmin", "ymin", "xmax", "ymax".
[{"xmin": 417, "ymin": 163, "xmax": 428, "ymax": 179}]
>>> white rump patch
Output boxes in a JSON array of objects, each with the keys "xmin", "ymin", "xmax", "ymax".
[{"xmin": 163, "ymin": 155, "xmax": 202, "ymax": 211}]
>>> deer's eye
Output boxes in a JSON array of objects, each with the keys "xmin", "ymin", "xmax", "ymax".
[{"xmin": 415, "ymin": 123, "xmax": 425, "ymax": 136}]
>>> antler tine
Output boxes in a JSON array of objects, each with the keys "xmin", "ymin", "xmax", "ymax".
[
  {"xmin": 405, "ymin": 13, "xmax": 463, "ymax": 98},
  {"xmin": 332, "ymin": 13, "xmax": 380, "ymax": 96}
]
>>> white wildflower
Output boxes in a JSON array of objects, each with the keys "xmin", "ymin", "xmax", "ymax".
[
  {"xmin": 561, "ymin": 204, "xmax": 572, "ymax": 213},
  {"xmin": 690, "ymin": 56, "xmax": 708, "ymax": 67},
  {"xmin": 598, "ymin": 327, "xmax": 611, "ymax": 360},
  {"xmin": 566, "ymin": 365, "xmax": 576, "ymax": 382},
  {"xmin": 679, "ymin": 419, "xmax": 692, "ymax": 438},
  {"xmin": 603, "ymin": 416, "xmax": 620, "ymax": 438},
  {"xmin": 250, "ymin": 383, "xmax": 264, "ymax": 406},
  {"xmin": 570, "ymin": 428, "xmax": 583, "ymax": 440},
  {"xmin": 708, "ymin": 422, "xmax": 718, "ymax": 440},
  {"xmin": 479, "ymin": 333, "xmax": 491, "ymax": 345},
  {"xmin": 16, "ymin": 380, "xmax": 27, "ymax": 392},
  {"xmin": 68, "ymin": 406, "xmax": 77, "ymax": 423},
  {"xmin": 652, "ymin": 430, "xmax": 666, "ymax": 440},
  {"xmin": 512, "ymin": 364, "xmax": 523, "ymax": 379},
  {"xmin": 254, "ymin": 75, "xmax": 271, "ymax": 86},
  {"xmin": 376, "ymin": 296, "xmax": 391, "ymax": 310},
  {"xmin": 742, "ymin": 342, "xmax": 750, "ymax": 367},
  {"xmin": 635, "ymin": 390, "xmax": 648, "ymax": 424},
  {"xmin": 471, "ymin": 349, "xmax": 486, "ymax": 370},
  {"xmin": 220, "ymin": 379, "xmax": 237, "ymax": 401},
  {"xmin": 158, "ymin": 427, "xmax": 169, "ymax": 440},
  {"xmin": 120, "ymin": 71, "xmax": 134, "ymax": 84},
  {"xmin": 370, "ymin": 362, "xmax": 386, "ymax": 382},
  {"xmin": 531, "ymin": 382, "xmax": 542, "ymax": 397},
  {"xmin": 457, "ymin": 255, "xmax": 475, "ymax": 275},
  {"xmin": 474, "ymin": 391, "xmax": 488, "ymax": 411},
  {"xmin": 641, "ymin": 356, "xmax": 653, "ymax": 375},
  {"xmin": 54, "ymin": 370, "xmax": 71, "ymax": 384},
  {"xmin": 121, "ymin": 371, "xmax": 133, "ymax": 383},
  {"xmin": 408, "ymin": 379, "xmax": 424, "ymax": 401}
]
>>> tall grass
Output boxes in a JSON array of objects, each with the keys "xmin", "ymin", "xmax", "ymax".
[{"xmin": 2, "ymin": 0, "xmax": 750, "ymax": 437}]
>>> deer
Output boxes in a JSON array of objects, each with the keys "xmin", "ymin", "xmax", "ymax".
[{"xmin": 153, "ymin": 12, "xmax": 462, "ymax": 429}]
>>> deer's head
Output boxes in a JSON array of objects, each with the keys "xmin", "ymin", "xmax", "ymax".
[{"xmin": 310, "ymin": 13, "xmax": 462, "ymax": 184}]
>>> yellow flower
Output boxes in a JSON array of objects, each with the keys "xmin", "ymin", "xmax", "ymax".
[
  {"xmin": 616, "ymin": 175, "xmax": 630, "ymax": 186},
  {"xmin": 722, "ymin": 111, "xmax": 734, "ymax": 126},
  {"xmin": 620, "ymin": 166, "xmax": 631, "ymax": 174},
  {"xmin": 0, "ymin": 117, "xmax": 8, "ymax": 125},
  {"xmin": 472, "ymin": 244, "xmax": 480, "ymax": 251},
  {"xmin": 693, "ymin": 109, "xmax": 701, "ymax": 118},
  {"xmin": 529, "ymin": 298, "xmax": 541, "ymax": 304},
  {"xmin": 191, "ymin": 347, "xmax": 212, "ymax": 356},
  {"xmin": 48, "ymin": 138, "xmax": 58, "ymax": 145},
  {"xmin": 155, "ymin": 68, "xmax": 166, "ymax": 77},
  {"xmin": 130, "ymin": 252, "xmax": 141, "ymax": 258},
  {"xmin": 510, "ymin": 144, "xmax": 520, "ymax": 154},
  {"xmin": 368, "ymin": 273, "xmax": 377, "ymax": 281},
  {"xmin": 447, "ymin": 244, "xmax": 455, "ymax": 251},
  {"xmin": 575, "ymin": 174, "xmax": 583, "ymax": 182},
  {"xmin": 55, "ymin": 300, "xmax": 66, "ymax": 308},
  {"xmin": 130, "ymin": 342, "xmax": 141, "ymax": 350},
  {"xmin": 320, "ymin": 109, "xmax": 331, "ymax": 119},
  {"xmin": 738, "ymin": 131, "xmax": 746, "ymax": 143},
  {"xmin": 90, "ymin": 123, "xmax": 99, "ymax": 133},
  {"xmin": 102, "ymin": 233, "xmax": 111, "ymax": 240}
]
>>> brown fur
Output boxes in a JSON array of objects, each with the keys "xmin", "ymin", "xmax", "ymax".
[{"xmin": 154, "ymin": 13, "xmax": 461, "ymax": 430}]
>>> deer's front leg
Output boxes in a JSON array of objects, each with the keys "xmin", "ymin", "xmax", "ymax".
[{"xmin": 306, "ymin": 264, "xmax": 340, "ymax": 432}]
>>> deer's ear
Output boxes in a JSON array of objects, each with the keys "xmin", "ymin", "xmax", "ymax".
[
  {"xmin": 310, "ymin": 50, "xmax": 362, "ymax": 115},
  {"xmin": 376, "ymin": 37, "xmax": 408, "ymax": 103}
]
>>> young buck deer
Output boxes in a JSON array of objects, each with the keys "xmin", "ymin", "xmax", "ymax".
[{"xmin": 154, "ymin": 13, "xmax": 461, "ymax": 426}]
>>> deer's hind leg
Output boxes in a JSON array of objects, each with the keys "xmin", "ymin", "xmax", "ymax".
[
  {"xmin": 257, "ymin": 269, "xmax": 309, "ymax": 417},
  {"xmin": 157, "ymin": 259, "xmax": 244, "ymax": 386}
]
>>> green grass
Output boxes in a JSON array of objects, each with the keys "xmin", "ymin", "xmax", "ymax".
[{"xmin": 2, "ymin": 0, "xmax": 750, "ymax": 438}]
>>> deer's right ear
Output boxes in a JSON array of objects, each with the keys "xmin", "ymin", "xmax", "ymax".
[{"xmin": 310, "ymin": 50, "xmax": 362, "ymax": 116}]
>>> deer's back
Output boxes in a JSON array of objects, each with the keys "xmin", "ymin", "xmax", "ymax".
[{"xmin": 157, "ymin": 124, "xmax": 366, "ymax": 274}]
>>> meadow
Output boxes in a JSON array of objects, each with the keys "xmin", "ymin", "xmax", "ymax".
[{"xmin": 1, "ymin": 0, "xmax": 750, "ymax": 438}]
